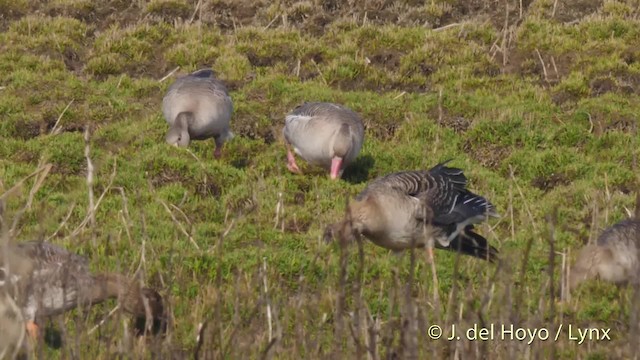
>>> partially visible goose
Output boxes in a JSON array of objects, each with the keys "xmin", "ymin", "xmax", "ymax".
[
  {"xmin": 0, "ymin": 241, "xmax": 165, "ymax": 339},
  {"xmin": 283, "ymin": 102, "xmax": 365, "ymax": 180},
  {"xmin": 570, "ymin": 218, "xmax": 640, "ymax": 290},
  {"xmin": 0, "ymin": 286, "xmax": 26, "ymax": 359},
  {"xmin": 325, "ymin": 161, "xmax": 499, "ymax": 262},
  {"xmin": 1, "ymin": 241, "xmax": 31, "ymax": 358},
  {"xmin": 162, "ymin": 69, "xmax": 233, "ymax": 158}
]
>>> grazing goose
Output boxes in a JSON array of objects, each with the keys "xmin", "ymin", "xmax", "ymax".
[
  {"xmin": 325, "ymin": 161, "xmax": 499, "ymax": 262},
  {"xmin": 283, "ymin": 102, "xmax": 365, "ymax": 180},
  {"xmin": 569, "ymin": 218, "xmax": 640, "ymax": 290},
  {"xmin": 0, "ymin": 241, "xmax": 165, "ymax": 339},
  {"xmin": 162, "ymin": 69, "xmax": 233, "ymax": 158}
]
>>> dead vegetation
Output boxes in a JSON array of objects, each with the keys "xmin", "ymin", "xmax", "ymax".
[{"xmin": 2, "ymin": 0, "xmax": 640, "ymax": 358}]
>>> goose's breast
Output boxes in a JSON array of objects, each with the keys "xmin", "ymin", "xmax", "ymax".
[
  {"xmin": 363, "ymin": 197, "xmax": 424, "ymax": 250},
  {"xmin": 290, "ymin": 135, "xmax": 333, "ymax": 166}
]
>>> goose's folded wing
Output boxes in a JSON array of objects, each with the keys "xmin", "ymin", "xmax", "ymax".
[
  {"xmin": 432, "ymin": 190, "xmax": 498, "ymax": 225},
  {"xmin": 17, "ymin": 241, "xmax": 90, "ymax": 279},
  {"xmin": 375, "ymin": 161, "xmax": 467, "ymax": 196},
  {"xmin": 438, "ymin": 225, "xmax": 499, "ymax": 262}
]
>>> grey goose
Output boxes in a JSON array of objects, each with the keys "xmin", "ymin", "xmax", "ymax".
[
  {"xmin": 0, "ymin": 241, "xmax": 164, "ymax": 339},
  {"xmin": 0, "ymin": 280, "xmax": 26, "ymax": 359},
  {"xmin": 570, "ymin": 218, "xmax": 640, "ymax": 290},
  {"xmin": 283, "ymin": 102, "xmax": 364, "ymax": 180},
  {"xmin": 162, "ymin": 69, "xmax": 233, "ymax": 158},
  {"xmin": 325, "ymin": 161, "xmax": 499, "ymax": 262}
]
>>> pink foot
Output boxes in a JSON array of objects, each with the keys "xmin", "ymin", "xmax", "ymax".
[
  {"xmin": 330, "ymin": 156, "xmax": 343, "ymax": 180},
  {"xmin": 214, "ymin": 147, "xmax": 222, "ymax": 159},
  {"xmin": 287, "ymin": 150, "xmax": 302, "ymax": 174}
]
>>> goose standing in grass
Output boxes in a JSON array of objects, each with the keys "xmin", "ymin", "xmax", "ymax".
[
  {"xmin": 162, "ymin": 68, "xmax": 233, "ymax": 158},
  {"xmin": 570, "ymin": 217, "xmax": 640, "ymax": 291},
  {"xmin": 0, "ymin": 241, "xmax": 165, "ymax": 340},
  {"xmin": 324, "ymin": 161, "xmax": 500, "ymax": 263},
  {"xmin": 283, "ymin": 102, "xmax": 365, "ymax": 180}
]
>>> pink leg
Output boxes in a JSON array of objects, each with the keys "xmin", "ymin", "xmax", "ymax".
[
  {"xmin": 426, "ymin": 247, "xmax": 440, "ymax": 303},
  {"xmin": 27, "ymin": 321, "xmax": 39, "ymax": 339},
  {"xmin": 214, "ymin": 144, "xmax": 223, "ymax": 159},
  {"xmin": 287, "ymin": 149, "xmax": 302, "ymax": 174},
  {"xmin": 427, "ymin": 246, "xmax": 436, "ymax": 263},
  {"xmin": 330, "ymin": 156, "xmax": 343, "ymax": 180}
]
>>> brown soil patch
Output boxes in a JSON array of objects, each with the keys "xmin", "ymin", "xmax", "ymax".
[
  {"xmin": 233, "ymin": 116, "xmax": 277, "ymax": 144},
  {"xmin": 462, "ymin": 140, "xmax": 510, "ymax": 170},
  {"xmin": 368, "ymin": 50, "xmax": 402, "ymax": 72},
  {"xmin": 200, "ymin": 0, "xmax": 266, "ymax": 31},
  {"xmin": 149, "ymin": 167, "xmax": 184, "ymax": 188},
  {"xmin": 551, "ymin": 88, "xmax": 580, "ymax": 107},
  {"xmin": 590, "ymin": 113, "xmax": 635, "ymax": 136},
  {"xmin": 293, "ymin": 192, "xmax": 305, "ymax": 206},
  {"xmin": 589, "ymin": 77, "xmax": 617, "ymax": 96},
  {"xmin": 502, "ymin": 49, "xmax": 575, "ymax": 85},
  {"xmin": 284, "ymin": 218, "xmax": 311, "ymax": 234},
  {"xmin": 12, "ymin": 119, "xmax": 42, "ymax": 140},
  {"xmin": 430, "ymin": 106, "xmax": 471, "ymax": 133},
  {"xmin": 530, "ymin": 172, "xmax": 571, "ymax": 192},
  {"xmin": 551, "ymin": 0, "xmax": 602, "ymax": 23},
  {"xmin": 442, "ymin": 0, "xmax": 534, "ymax": 29},
  {"xmin": 196, "ymin": 181, "xmax": 221, "ymax": 197}
]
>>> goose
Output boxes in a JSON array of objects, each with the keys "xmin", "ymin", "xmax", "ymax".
[
  {"xmin": 283, "ymin": 102, "xmax": 365, "ymax": 180},
  {"xmin": 324, "ymin": 161, "xmax": 499, "ymax": 262},
  {"xmin": 0, "ymin": 286, "xmax": 26, "ymax": 359},
  {"xmin": 1, "ymin": 240, "xmax": 31, "ymax": 357},
  {"xmin": 0, "ymin": 241, "xmax": 165, "ymax": 339},
  {"xmin": 162, "ymin": 69, "xmax": 233, "ymax": 158},
  {"xmin": 569, "ymin": 218, "xmax": 640, "ymax": 291}
]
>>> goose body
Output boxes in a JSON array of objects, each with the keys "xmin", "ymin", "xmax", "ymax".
[
  {"xmin": 570, "ymin": 218, "xmax": 640, "ymax": 290},
  {"xmin": 326, "ymin": 161, "xmax": 499, "ymax": 261},
  {"xmin": 1, "ymin": 241, "xmax": 31, "ymax": 357},
  {"xmin": 0, "ymin": 241, "xmax": 164, "ymax": 338},
  {"xmin": 283, "ymin": 102, "xmax": 364, "ymax": 179},
  {"xmin": 0, "ymin": 289, "xmax": 26, "ymax": 359},
  {"xmin": 162, "ymin": 69, "xmax": 233, "ymax": 158}
]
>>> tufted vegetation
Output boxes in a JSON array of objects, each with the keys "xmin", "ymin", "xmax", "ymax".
[{"xmin": 1, "ymin": 0, "xmax": 640, "ymax": 358}]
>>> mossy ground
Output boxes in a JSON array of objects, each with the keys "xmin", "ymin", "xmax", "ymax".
[{"xmin": 1, "ymin": 0, "xmax": 640, "ymax": 358}]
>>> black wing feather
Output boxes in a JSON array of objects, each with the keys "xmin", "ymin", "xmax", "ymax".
[
  {"xmin": 436, "ymin": 225, "xmax": 499, "ymax": 262},
  {"xmin": 433, "ymin": 190, "xmax": 496, "ymax": 225},
  {"xmin": 190, "ymin": 69, "xmax": 215, "ymax": 79}
]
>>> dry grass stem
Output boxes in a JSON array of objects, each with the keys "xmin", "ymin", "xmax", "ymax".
[
  {"xmin": 50, "ymin": 99, "xmax": 75, "ymax": 136},
  {"xmin": 159, "ymin": 199, "xmax": 200, "ymax": 250}
]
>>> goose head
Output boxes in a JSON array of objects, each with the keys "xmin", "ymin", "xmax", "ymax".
[
  {"xmin": 323, "ymin": 199, "xmax": 371, "ymax": 244},
  {"xmin": 166, "ymin": 112, "xmax": 192, "ymax": 147},
  {"xmin": 123, "ymin": 286, "xmax": 166, "ymax": 336}
]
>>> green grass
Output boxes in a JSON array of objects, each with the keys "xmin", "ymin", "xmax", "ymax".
[{"xmin": 1, "ymin": 0, "xmax": 640, "ymax": 358}]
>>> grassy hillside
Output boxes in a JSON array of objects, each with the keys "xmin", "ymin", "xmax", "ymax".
[{"xmin": 1, "ymin": 0, "xmax": 640, "ymax": 358}]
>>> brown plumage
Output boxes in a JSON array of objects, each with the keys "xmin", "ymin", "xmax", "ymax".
[
  {"xmin": 570, "ymin": 218, "xmax": 640, "ymax": 290},
  {"xmin": 0, "ymin": 287, "xmax": 26, "ymax": 359},
  {"xmin": 325, "ymin": 161, "xmax": 499, "ymax": 261},
  {"xmin": 0, "ymin": 241, "xmax": 165, "ymax": 339},
  {"xmin": 1, "ymin": 240, "xmax": 31, "ymax": 358}
]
